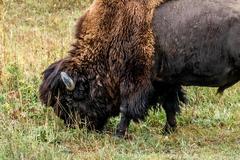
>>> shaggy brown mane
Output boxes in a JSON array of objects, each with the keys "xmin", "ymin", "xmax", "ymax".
[
  {"xmin": 67, "ymin": 0, "xmax": 171, "ymax": 117},
  {"xmin": 70, "ymin": 0, "xmax": 168, "ymax": 67}
]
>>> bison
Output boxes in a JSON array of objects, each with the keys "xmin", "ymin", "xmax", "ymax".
[
  {"xmin": 40, "ymin": 0, "xmax": 240, "ymax": 137},
  {"xmin": 39, "ymin": 0, "xmax": 170, "ymax": 137},
  {"xmin": 151, "ymin": 0, "xmax": 240, "ymax": 133}
]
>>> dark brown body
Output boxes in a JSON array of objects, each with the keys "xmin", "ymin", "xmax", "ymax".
[
  {"xmin": 152, "ymin": 0, "xmax": 240, "ymax": 131},
  {"xmin": 39, "ymin": 0, "xmax": 240, "ymax": 136}
]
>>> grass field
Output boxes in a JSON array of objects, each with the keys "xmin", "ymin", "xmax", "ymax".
[{"xmin": 1, "ymin": 0, "xmax": 240, "ymax": 159}]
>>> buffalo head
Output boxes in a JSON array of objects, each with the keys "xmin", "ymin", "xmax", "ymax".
[{"xmin": 39, "ymin": 58, "xmax": 120, "ymax": 131}]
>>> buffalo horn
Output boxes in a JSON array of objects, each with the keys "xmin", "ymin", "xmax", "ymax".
[{"xmin": 60, "ymin": 72, "xmax": 75, "ymax": 91}]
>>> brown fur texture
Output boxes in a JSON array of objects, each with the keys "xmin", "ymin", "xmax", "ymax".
[
  {"xmin": 39, "ymin": 0, "xmax": 170, "ymax": 134},
  {"xmin": 72, "ymin": 0, "xmax": 167, "ymax": 64},
  {"xmin": 70, "ymin": 0, "xmax": 170, "ymax": 117}
]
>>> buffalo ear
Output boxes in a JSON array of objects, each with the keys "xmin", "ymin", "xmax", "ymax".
[{"xmin": 60, "ymin": 72, "xmax": 76, "ymax": 91}]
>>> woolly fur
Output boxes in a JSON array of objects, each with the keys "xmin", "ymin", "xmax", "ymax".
[
  {"xmin": 70, "ymin": 0, "xmax": 168, "ymax": 117},
  {"xmin": 40, "ymin": 0, "xmax": 169, "ymax": 127}
]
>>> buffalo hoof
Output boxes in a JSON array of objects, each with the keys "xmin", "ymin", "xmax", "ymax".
[
  {"xmin": 115, "ymin": 129, "xmax": 126, "ymax": 138},
  {"xmin": 162, "ymin": 123, "xmax": 176, "ymax": 135}
]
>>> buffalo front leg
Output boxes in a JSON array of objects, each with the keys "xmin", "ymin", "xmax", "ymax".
[
  {"xmin": 116, "ymin": 80, "xmax": 151, "ymax": 138},
  {"xmin": 116, "ymin": 112, "xmax": 131, "ymax": 138}
]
